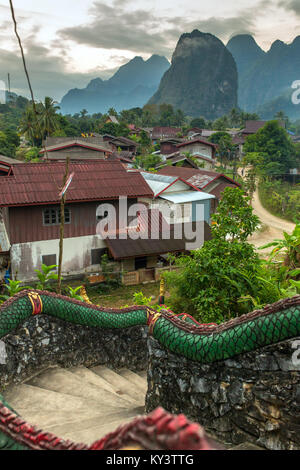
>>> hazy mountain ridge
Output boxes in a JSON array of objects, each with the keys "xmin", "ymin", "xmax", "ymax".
[
  {"xmin": 60, "ymin": 55, "xmax": 170, "ymax": 114},
  {"xmin": 227, "ymin": 34, "xmax": 300, "ymax": 119}
]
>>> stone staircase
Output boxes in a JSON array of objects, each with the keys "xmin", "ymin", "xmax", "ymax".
[
  {"xmin": 3, "ymin": 366, "xmax": 263, "ymax": 449},
  {"xmin": 3, "ymin": 366, "xmax": 147, "ymax": 445}
]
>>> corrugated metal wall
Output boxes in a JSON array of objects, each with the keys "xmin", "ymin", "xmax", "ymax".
[{"xmin": 8, "ymin": 199, "xmax": 137, "ymax": 244}]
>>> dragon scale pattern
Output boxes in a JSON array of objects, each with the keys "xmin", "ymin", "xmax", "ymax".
[
  {"xmin": 0, "ymin": 290, "xmax": 299, "ymax": 363},
  {"xmin": 0, "ymin": 290, "xmax": 300, "ymax": 450}
]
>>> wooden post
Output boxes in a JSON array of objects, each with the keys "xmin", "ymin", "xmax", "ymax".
[
  {"xmin": 57, "ymin": 157, "xmax": 70, "ymax": 294},
  {"xmin": 159, "ymin": 277, "xmax": 165, "ymax": 305}
]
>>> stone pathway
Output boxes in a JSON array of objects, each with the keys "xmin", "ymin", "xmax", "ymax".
[{"xmin": 3, "ymin": 366, "xmax": 265, "ymax": 449}]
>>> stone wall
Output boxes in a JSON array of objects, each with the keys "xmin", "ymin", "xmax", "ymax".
[
  {"xmin": 146, "ymin": 336, "xmax": 300, "ymax": 450},
  {"xmin": 0, "ymin": 315, "xmax": 147, "ymax": 390}
]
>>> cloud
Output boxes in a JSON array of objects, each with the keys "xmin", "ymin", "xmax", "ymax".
[
  {"xmin": 278, "ymin": 0, "xmax": 300, "ymax": 15},
  {"xmin": 0, "ymin": 36, "xmax": 101, "ymax": 102},
  {"xmin": 58, "ymin": 1, "xmax": 256, "ymax": 57}
]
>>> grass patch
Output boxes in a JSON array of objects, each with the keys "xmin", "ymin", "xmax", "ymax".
[{"xmin": 81, "ymin": 281, "xmax": 162, "ymax": 308}]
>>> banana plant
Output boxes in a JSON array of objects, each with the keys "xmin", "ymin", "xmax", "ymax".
[{"xmin": 259, "ymin": 224, "xmax": 300, "ymax": 270}]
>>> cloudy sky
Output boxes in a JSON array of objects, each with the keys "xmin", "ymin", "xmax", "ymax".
[{"xmin": 0, "ymin": 0, "xmax": 300, "ymax": 101}]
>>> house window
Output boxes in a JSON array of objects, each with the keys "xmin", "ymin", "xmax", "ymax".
[
  {"xmin": 91, "ymin": 248, "xmax": 108, "ymax": 265},
  {"xmin": 42, "ymin": 254, "xmax": 57, "ymax": 266},
  {"xmin": 135, "ymin": 256, "xmax": 147, "ymax": 270},
  {"xmin": 43, "ymin": 208, "xmax": 71, "ymax": 225}
]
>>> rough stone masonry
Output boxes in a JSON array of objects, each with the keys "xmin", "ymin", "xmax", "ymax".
[{"xmin": 145, "ymin": 336, "xmax": 300, "ymax": 450}]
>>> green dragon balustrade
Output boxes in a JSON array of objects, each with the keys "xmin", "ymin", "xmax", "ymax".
[{"xmin": 0, "ymin": 290, "xmax": 300, "ymax": 450}]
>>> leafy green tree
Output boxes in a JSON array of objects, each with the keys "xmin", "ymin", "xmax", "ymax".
[
  {"xmin": 243, "ymin": 120, "xmax": 296, "ymax": 175},
  {"xmin": 190, "ymin": 117, "xmax": 206, "ymax": 128},
  {"xmin": 211, "ymin": 187, "xmax": 260, "ymax": 242},
  {"xmin": 163, "ymin": 188, "xmax": 277, "ymax": 322},
  {"xmin": 133, "ymin": 153, "xmax": 162, "ymax": 171},
  {"xmin": 208, "ymin": 131, "xmax": 231, "ymax": 145}
]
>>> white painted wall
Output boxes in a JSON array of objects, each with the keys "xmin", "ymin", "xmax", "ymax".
[
  {"xmin": 10, "ymin": 234, "xmax": 107, "ymax": 282},
  {"xmin": 138, "ymin": 197, "xmax": 192, "ymax": 224},
  {"xmin": 181, "ymin": 143, "xmax": 213, "ymax": 158}
]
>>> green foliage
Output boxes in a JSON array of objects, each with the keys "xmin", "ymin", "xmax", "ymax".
[
  {"xmin": 243, "ymin": 120, "xmax": 297, "ymax": 175},
  {"xmin": 211, "ymin": 188, "xmax": 260, "ymax": 242},
  {"xmin": 259, "ymin": 180, "xmax": 300, "ymax": 223},
  {"xmin": 190, "ymin": 117, "xmax": 206, "ymax": 128},
  {"xmin": 34, "ymin": 264, "xmax": 58, "ymax": 290},
  {"xmin": 132, "ymin": 291, "xmax": 153, "ymax": 305},
  {"xmin": 260, "ymin": 224, "xmax": 300, "ymax": 271},
  {"xmin": 0, "ymin": 130, "xmax": 19, "ymax": 157},
  {"xmin": 24, "ymin": 147, "xmax": 40, "ymax": 162},
  {"xmin": 162, "ymin": 187, "xmax": 298, "ymax": 323},
  {"xmin": 0, "ymin": 280, "xmax": 32, "ymax": 302},
  {"xmin": 133, "ymin": 153, "xmax": 162, "ymax": 170},
  {"xmin": 95, "ymin": 254, "xmax": 122, "ymax": 293},
  {"xmin": 164, "ymin": 239, "xmax": 279, "ymax": 323},
  {"xmin": 65, "ymin": 285, "xmax": 85, "ymax": 302}
]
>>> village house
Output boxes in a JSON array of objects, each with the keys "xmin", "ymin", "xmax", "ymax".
[
  {"xmin": 175, "ymin": 138, "xmax": 217, "ymax": 169},
  {"xmin": 0, "ymin": 160, "xmax": 153, "ymax": 281},
  {"xmin": 156, "ymin": 166, "xmax": 241, "ymax": 212},
  {"xmin": 160, "ymin": 138, "xmax": 183, "ymax": 155},
  {"xmin": 102, "ymin": 134, "xmax": 138, "ymax": 155},
  {"xmin": 0, "ymin": 160, "xmax": 211, "ymax": 283},
  {"xmin": 40, "ymin": 136, "xmax": 113, "ymax": 161},
  {"xmin": 0, "ymin": 155, "xmax": 22, "ymax": 175},
  {"xmin": 156, "ymin": 153, "xmax": 199, "ymax": 169},
  {"xmin": 138, "ymin": 172, "xmax": 215, "ymax": 225},
  {"xmin": 151, "ymin": 127, "xmax": 182, "ymax": 143}
]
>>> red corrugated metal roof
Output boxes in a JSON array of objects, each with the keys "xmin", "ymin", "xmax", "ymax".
[{"xmin": 0, "ymin": 161, "xmax": 153, "ymax": 207}]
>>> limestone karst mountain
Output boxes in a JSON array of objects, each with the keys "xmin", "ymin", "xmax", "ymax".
[{"xmin": 148, "ymin": 30, "xmax": 238, "ymax": 119}]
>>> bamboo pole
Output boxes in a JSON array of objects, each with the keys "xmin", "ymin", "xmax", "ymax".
[{"xmin": 57, "ymin": 157, "xmax": 70, "ymax": 294}]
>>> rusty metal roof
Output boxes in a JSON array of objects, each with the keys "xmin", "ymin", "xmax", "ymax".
[
  {"xmin": 104, "ymin": 220, "xmax": 211, "ymax": 260},
  {"xmin": 0, "ymin": 160, "xmax": 153, "ymax": 207}
]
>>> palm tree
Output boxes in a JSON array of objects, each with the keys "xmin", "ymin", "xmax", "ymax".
[
  {"xmin": 19, "ymin": 106, "xmax": 40, "ymax": 145},
  {"xmin": 39, "ymin": 97, "xmax": 60, "ymax": 137},
  {"xmin": 274, "ymin": 110, "xmax": 289, "ymax": 127}
]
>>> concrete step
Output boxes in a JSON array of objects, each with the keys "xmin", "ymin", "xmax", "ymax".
[
  {"xmin": 3, "ymin": 366, "xmax": 148, "ymax": 447},
  {"xmin": 91, "ymin": 366, "xmax": 145, "ymax": 405},
  {"xmin": 4, "ymin": 383, "xmax": 126, "ymax": 418},
  {"xmin": 25, "ymin": 366, "xmax": 133, "ymax": 409},
  {"xmin": 118, "ymin": 369, "xmax": 147, "ymax": 394},
  {"xmin": 46, "ymin": 407, "xmax": 145, "ymax": 445},
  {"xmin": 69, "ymin": 366, "xmax": 136, "ymax": 405}
]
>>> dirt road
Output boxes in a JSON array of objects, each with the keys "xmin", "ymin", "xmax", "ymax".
[{"xmin": 248, "ymin": 188, "xmax": 295, "ymax": 253}]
